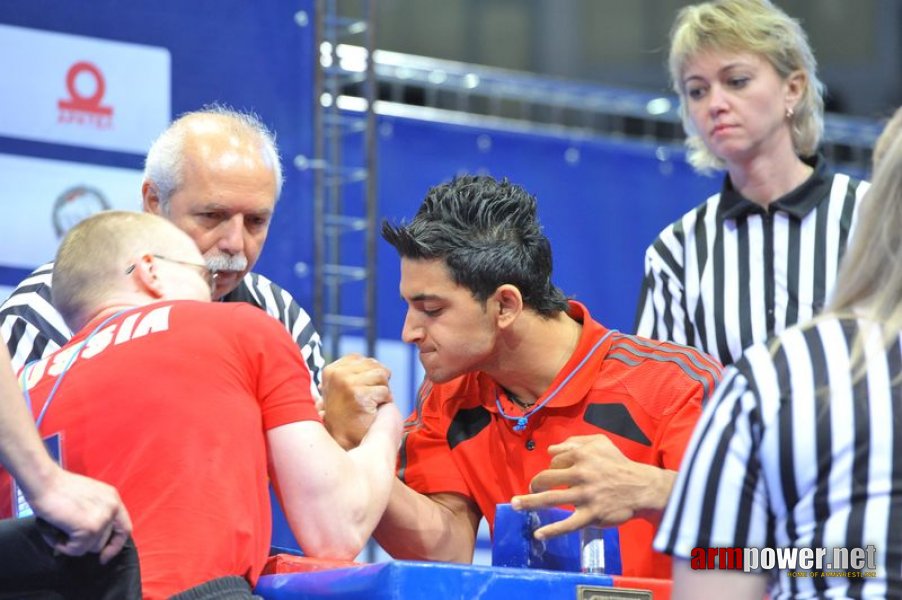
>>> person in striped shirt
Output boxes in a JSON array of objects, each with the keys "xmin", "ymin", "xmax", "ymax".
[
  {"xmin": 0, "ymin": 105, "xmax": 329, "ymax": 401},
  {"xmin": 634, "ymin": 0, "xmax": 870, "ymax": 366},
  {"xmin": 655, "ymin": 117, "xmax": 902, "ymax": 598}
]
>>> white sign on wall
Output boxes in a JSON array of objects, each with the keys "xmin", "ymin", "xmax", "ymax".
[
  {"xmin": 0, "ymin": 24, "xmax": 170, "ymax": 153},
  {"xmin": 0, "ymin": 153, "xmax": 144, "ymax": 268}
]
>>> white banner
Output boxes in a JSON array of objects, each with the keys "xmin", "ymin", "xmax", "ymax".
[
  {"xmin": 0, "ymin": 153, "xmax": 143, "ymax": 268},
  {"xmin": 0, "ymin": 24, "xmax": 170, "ymax": 153}
]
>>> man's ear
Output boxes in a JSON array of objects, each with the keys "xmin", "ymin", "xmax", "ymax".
[
  {"xmin": 494, "ymin": 284, "xmax": 523, "ymax": 329},
  {"xmin": 142, "ymin": 181, "xmax": 164, "ymax": 215},
  {"xmin": 127, "ymin": 254, "xmax": 165, "ymax": 299}
]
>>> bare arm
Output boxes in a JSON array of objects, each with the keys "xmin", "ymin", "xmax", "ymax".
[
  {"xmin": 319, "ymin": 355, "xmax": 480, "ymax": 562},
  {"xmin": 0, "ymin": 346, "xmax": 131, "ymax": 564},
  {"xmin": 510, "ymin": 434, "xmax": 675, "ymax": 539},
  {"xmin": 267, "ymin": 402, "xmax": 402, "ymax": 560},
  {"xmin": 374, "ymin": 484, "xmax": 481, "ymax": 563},
  {"xmin": 672, "ymin": 558, "xmax": 768, "ymax": 600}
]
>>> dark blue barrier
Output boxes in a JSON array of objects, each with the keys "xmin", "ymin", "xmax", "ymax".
[{"xmin": 255, "ymin": 560, "xmax": 618, "ymax": 599}]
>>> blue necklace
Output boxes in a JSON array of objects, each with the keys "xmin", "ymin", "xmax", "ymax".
[{"xmin": 495, "ymin": 329, "xmax": 616, "ymax": 433}]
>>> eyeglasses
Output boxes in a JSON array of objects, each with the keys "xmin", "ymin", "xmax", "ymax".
[{"xmin": 125, "ymin": 254, "xmax": 217, "ymax": 293}]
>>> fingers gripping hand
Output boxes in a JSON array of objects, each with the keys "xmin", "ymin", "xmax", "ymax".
[{"xmin": 321, "ymin": 354, "xmax": 394, "ymax": 449}]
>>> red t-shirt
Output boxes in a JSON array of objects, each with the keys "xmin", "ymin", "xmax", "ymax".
[
  {"xmin": 2, "ymin": 301, "xmax": 320, "ymax": 599},
  {"xmin": 398, "ymin": 301, "xmax": 721, "ymax": 578}
]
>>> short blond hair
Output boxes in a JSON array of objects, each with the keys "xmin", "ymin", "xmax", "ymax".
[
  {"xmin": 669, "ymin": 0, "xmax": 824, "ymax": 173},
  {"xmin": 52, "ymin": 211, "xmax": 196, "ymax": 330}
]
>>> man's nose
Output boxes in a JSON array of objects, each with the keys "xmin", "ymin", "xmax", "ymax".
[
  {"xmin": 401, "ymin": 310, "xmax": 422, "ymax": 344},
  {"xmin": 217, "ymin": 215, "xmax": 245, "ymax": 255}
]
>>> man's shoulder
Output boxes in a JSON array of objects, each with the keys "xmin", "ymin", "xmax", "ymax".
[
  {"xmin": 603, "ymin": 333, "xmax": 723, "ymax": 404},
  {"xmin": 224, "ymin": 271, "xmax": 317, "ymax": 334},
  {"xmin": 0, "ymin": 262, "xmax": 55, "ymax": 306},
  {"xmin": 0, "ymin": 262, "xmax": 71, "ymax": 368},
  {"xmin": 173, "ymin": 297, "xmax": 276, "ymax": 323},
  {"xmin": 0, "ymin": 261, "xmax": 67, "ymax": 337},
  {"xmin": 645, "ymin": 194, "xmax": 719, "ymax": 251},
  {"xmin": 733, "ymin": 316, "xmax": 858, "ymax": 382},
  {"xmin": 608, "ymin": 333, "xmax": 721, "ymax": 371},
  {"xmin": 222, "ymin": 271, "xmax": 293, "ymax": 307}
]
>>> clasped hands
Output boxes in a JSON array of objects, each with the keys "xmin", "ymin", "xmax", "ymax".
[{"xmin": 319, "ymin": 353, "xmax": 396, "ymax": 450}]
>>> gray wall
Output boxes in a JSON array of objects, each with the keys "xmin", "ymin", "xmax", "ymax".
[{"xmin": 373, "ymin": 0, "xmax": 901, "ymax": 119}]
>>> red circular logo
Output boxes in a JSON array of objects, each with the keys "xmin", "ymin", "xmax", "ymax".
[{"xmin": 58, "ymin": 61, "xmax": 112, "ymax": 116}]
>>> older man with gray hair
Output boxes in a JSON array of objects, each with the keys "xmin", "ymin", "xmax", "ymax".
[{"xmin": 0, "ymin": 105, "xmax": 327, "ymax": 401}]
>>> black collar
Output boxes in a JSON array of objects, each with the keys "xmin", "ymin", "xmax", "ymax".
[{"xmin": 717, "ymin": 155, "xmax": 832, "ymax": 220}]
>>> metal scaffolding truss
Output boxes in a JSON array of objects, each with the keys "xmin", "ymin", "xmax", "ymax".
[
  {"xmin": 312, "ymin": 0, "xmax": 378, "ymax": 360},
  {"xmin": 334, "ymin": 45, "xmax": 884, "ymax": 175}
]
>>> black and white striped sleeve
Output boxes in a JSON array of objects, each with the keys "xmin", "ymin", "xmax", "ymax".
[
  {"xmin": 657, "ymin": 318, "xmax": 902, "ymax": 597},
  {"xmin": 0, "ymin": 262, "xmax": 72, "ymax": 373},
  {"xmin": 634, "ymin": 207, "xmax": 698, "ymax": 348},
  {"xmin": 241, "ymin": 272, "xmax": 326, "ymax": 399}
]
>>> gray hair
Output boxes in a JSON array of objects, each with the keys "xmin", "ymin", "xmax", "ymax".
[{"xmin": 143, "ymin": 104, "xmax": 283, "ymax": 211}]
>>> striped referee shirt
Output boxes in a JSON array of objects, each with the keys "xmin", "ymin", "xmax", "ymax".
[
  {"xmin": 0, "ymin": 261, "xmax": 325, "ymax": 398},
  {"xmin": 655, "ymin": 317, "xmax": 902, "ymax": 598},
  {"xmin": 634, "ymin": 156, "xmax": 870, "ymax": 365}
]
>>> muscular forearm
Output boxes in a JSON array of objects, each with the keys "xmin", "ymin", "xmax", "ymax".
[
  {"xmin": 338, "ymin": 405, "xmax": 403, "ymax": 546},
  {"xmin": 273, "ymin": 406, "xmax": 401, "ymax": 560},
  {"xmin": 373, "ymin": 483, "xmax": 478, "ymax": 563}
]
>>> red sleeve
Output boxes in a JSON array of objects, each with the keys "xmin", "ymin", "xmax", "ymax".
[
  {"xmin": 651, "ymin": 345, "xmax": 722, "ymax": 469},
  {"xmin": 398, "ymin": 382, "xmax": 470, "ymax": 497},
  {"xmin": 613, "ymin": 336, "xmax": 721, "ymax": 470},
  {"xmin": 0, "ymin": 469, "xmax": 11, "ymax": 519},
  {"xmin": 234, "ymin": 304, "xmax": 322, "ymax": 430},
  {"xmin": 654, "ymin": 385, "xmax": 705, "ymax": 470}
]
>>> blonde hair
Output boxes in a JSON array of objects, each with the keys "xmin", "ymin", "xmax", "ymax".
[
  {"xmin": 824, "ymin": 132, "xmax": 902, "ymax": 377},
  {"xmin": 668, "ymin": 0, "xmax": 824, "ymax": 174},
  {"xmin": 52, "ymin": 211, "xmax": 196, "ymax": 330},
  {"xmin": 873, "ymin": 106, "xmax": 902, "ymax": 170}
]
